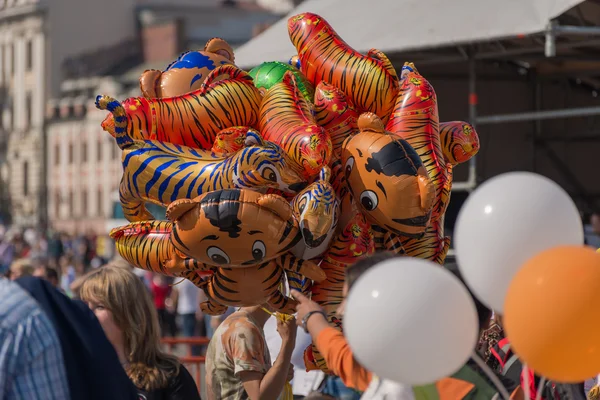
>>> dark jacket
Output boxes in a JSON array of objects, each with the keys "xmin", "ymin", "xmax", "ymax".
[{"xmin": 16, "ymin": 276, "xmax": 139, "ymax": 400}]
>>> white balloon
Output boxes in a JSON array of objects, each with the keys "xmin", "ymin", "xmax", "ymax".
[
  {"xmin": 343, "ymin": 258, "xmax": 479, "ymax": 385},
  {"xmin": 455, "ymin": 171, "xmax": 583, "ymax": 313}
]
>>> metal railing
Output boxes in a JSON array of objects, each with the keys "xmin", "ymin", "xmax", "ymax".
[{"xmin": 161, "ymin": 337, "xmax": 211, "ymax": 393}]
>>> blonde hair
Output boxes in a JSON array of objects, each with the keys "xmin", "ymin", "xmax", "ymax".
[
  {"xmin": 10, "ymin": 258, "xmax": 35, "ymax": 277},
  {"xmin": 79, "ymin": 266, "xmax": 180, "ymax": 391}
]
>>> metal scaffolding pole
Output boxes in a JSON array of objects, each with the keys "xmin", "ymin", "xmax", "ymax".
[
  {"xmin": 475, "ymin": 106, "xmax": 600, "ymax": 125},
  {"xmin": 453, "ymin": 56, "xmax": 478, "ymax": 192}
]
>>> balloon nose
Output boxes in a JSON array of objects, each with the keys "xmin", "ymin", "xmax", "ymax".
[{"xmin": 302, "ymin": 227, "xmax": 326, "ymax": 248}]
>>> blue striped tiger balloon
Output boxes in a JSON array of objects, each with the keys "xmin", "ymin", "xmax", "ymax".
[
  {"xmin": 288, "ymin": 166, "xmax": 339, "ymax": 294},
  {"xmin": 95, "ymin": 95, "xmax": 308, "ymax": 222}
]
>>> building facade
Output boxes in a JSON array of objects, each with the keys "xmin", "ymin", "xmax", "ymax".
[
  {"xmin": 0, "ymin": 0, "xmax": 136, "ymax": 227},
  {"xmin": 45, "ymin": 77, "xmax": 133, "ymax": 235}
]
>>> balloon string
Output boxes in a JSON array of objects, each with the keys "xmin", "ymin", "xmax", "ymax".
[
  {"xmin": 471, "ymin": 352, "xmax": 511, "ymax": 400},
  {"xmin": 534, "ymin": 377, "xmax": 546, "ymax": 400},
  {"xmin": 261, "ymin": 307, "xmax": 294, "ymax": 321},
  {"xmin": 169, "ymin": 278, "xmax": 186, "ymax": 287},
  {"xmin": 523, "ymin": 364, "xmax": 531, "ymax": 400}
]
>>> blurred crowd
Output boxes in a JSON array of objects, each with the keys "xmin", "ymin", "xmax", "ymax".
[{"xmin": 0, "ymin": 223, "xmax": 232, "ymax": 349}]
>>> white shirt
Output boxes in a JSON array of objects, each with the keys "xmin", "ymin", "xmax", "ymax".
[
  {"xmin": 361, "ymin": 377, "xmax": 416, "ymax": 400},
  {"xmin": 176, "ymin": 279, "xmax": 200, "ymax": 315},
  {"xmin": 264, "ymin": 316, "xmax": 325, "ymax": 397}
]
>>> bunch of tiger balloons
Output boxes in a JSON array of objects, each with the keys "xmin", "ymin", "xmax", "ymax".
[{"xmin": 97, "ymin": 12, "xmax": 480, "ymax": 373}]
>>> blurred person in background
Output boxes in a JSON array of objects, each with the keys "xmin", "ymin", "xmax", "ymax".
[
  {"xmin": 584, "ymin": 212, "xmax": 600, "ymax": 248},
  {"xmin": 80, "ymin": 266, "xmax": 200, "ymax": 400},
  {"xmin": 33, "ymin": 265, "xmax": 60, "ymax": 288},
  {"xmin": 151, "ymin": 273, "xmax": 177, "ymax": 337},
  {"xmin": 59, "ymin": 254, "xmax": 76, "ymax": 296},
  {"xmin": 9, "ymin": 258, "xmax": 35, "ymax": 280},
  {"xmin": 170, "ymin": 278, "xmax": 207, "ymax": 355},
  {"xmin": 0, "ymin": 232, "xmax": 14, "ymax": 274}
]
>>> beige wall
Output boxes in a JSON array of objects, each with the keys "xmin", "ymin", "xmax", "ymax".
[
  {"xmin": 0, "ymin": 0, "xmax": 136, "ymax": 226},
  {"xmin": 46, "ymin": 78, "xmax": 130, "ymax": 235}
]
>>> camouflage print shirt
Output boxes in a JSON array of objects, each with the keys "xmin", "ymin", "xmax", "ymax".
[{"xmin": 205, "ymin": 311, "xmax": 271, "ymax": 400}]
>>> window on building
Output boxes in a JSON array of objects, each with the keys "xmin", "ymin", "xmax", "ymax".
[
  {"xmin": 23, "ymin": 161, "xmax": 28, "ymax": 196},
  {"xmin": 82, "ymin": 142, "xmax": 87, "ymax": 163},
  {"xmin": 26, "ymin": 40, "xmax": 32, "ymax": 71},
  {"xmin": 54, "ymin": 144, "xmax": 60, "ymax": 165},
  {"xmin": 97, "ymin": 189, "xmax": 103, "ymax": 216},
  {"xmin": 25, "ymin": 93, "xmax": 32, "ymax": 129},
  {"xmin": 82, "ymin": 190, "xmax": 88, "ymax": 217},
  {"xmin": 68, "ymin": 143, "xmax": 73, "ymax": 164},
  {"xmin": 97, "ymin": 141, "xmax": 102, "ymax": 162},
  {"xmin": 68, "ymin": 191, "xmax": 74, "ymax": 218}
]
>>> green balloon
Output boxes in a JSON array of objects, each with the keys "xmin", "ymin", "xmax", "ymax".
[{"xmin": 248, "ymin": 61, "xmax": 315, "ymax": 102}]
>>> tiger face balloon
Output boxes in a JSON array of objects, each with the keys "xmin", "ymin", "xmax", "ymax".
[
  {"xmin": 166, "ymin": 189, "xmax": 302, "ymax": 267},
  {"xmin": 341, "ymin": 113, "xmax": 435, "ymax": 238}
]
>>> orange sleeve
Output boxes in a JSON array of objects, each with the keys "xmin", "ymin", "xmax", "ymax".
[{"xmin": 315, "ymin": 327, "xmax": 372, "ymax": 392}]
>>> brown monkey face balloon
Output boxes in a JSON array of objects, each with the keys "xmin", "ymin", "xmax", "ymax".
[
  {"xmin": 167, "ymin": 189, "xmax": 302, "ymax": 267},
  {"xmin": 341, "ymin": 130, "xmax": 435, "ymax": 238}
]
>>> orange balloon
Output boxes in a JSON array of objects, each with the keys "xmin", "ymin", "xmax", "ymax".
[{"xmin": 504, "ymin": 245, "xmax": 600, "ymax": 382}]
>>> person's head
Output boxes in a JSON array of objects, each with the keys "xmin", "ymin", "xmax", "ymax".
[
  {"xmin": 34, "ymin": 266, "xmax": 59, "ymax": 287},
  {"xmin": 444, "ymin": 262, "xmax": 493, "ymax": 334},
  {"xmin": 59, "ymin": 254, "xmax": 72, "ymax": 269},
  {"xmin": 9, "ymin": 258, "xmax": 35, "ymax": 280},
  {"xmin": 79, "ymin": 266, "xmax": 179, "ymax": 391},
  {"xmin": 591, "ymin": 213, "xmax": 600, "ymax": 235},
  {"xmin": 45, "ymin": 267, "xmax": 59, "ymax": 287},
  {"xmin": 336, "ymin": 251, "xmax": 397, "ymax": 318}
]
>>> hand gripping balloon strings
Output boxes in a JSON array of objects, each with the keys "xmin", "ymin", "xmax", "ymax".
[
  {"xmin": 260, "ymin": 307, "xmax": 294, "ymax": 400},
  {"xmin": 471, "ymin": 352, "xmax": 511, "ymax": 400}
]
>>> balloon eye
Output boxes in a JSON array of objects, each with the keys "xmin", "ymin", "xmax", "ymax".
[
  {"xmin": 261, "ymin": 167, "xmax": 277, "ymax": 182},
  {"xmin": 360, "ymin": 190, "xmax": 379, "ymax": 211},
  {"xmin": 298, "ymin": 194, "xmax": 309, "ymax": 214},
  {"xmin": 344, "ymin": 156, "xmax": 354, "ymax": 177},
  {"xmin": 207, "ymin": 246, "xmax": 230, "ymax": 265},
  {"xmin": 252, "ymin": 240, "xmax": 266, "ymax": 261}
]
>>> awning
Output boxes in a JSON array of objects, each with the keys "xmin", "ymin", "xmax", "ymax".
[{"xmin": 234, "ymin": 0, "xmax": 585, "ymax": 69}]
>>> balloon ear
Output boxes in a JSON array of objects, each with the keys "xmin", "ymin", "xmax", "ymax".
[
  {"xmin": 319, "ymin": 166, "xmax": 331, "ymax": 183},
  {"xmin": 258, "ymin": 194, "xmax": 293, "ymax": 221},
  {"xmin": 357, "ymin": 112, "xmax": 385, "ymax": 134},
  {"xmin": 166, "ymin": 199, "xmax": 198, "ymax": 221},
  {"xmin": 289, "ymin": 55, "xmax": 301, "ymax": 70},
  {"xmin": 204, "ymin": 37, "xmax": 235, "ymax": 63},
  {"xmin": 139, "ymin": 69, "xmax": 162, "ymax": 98},
  {"xmin": 244, "ymin": 130, "xmax": 265, "ymax": 147}
]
